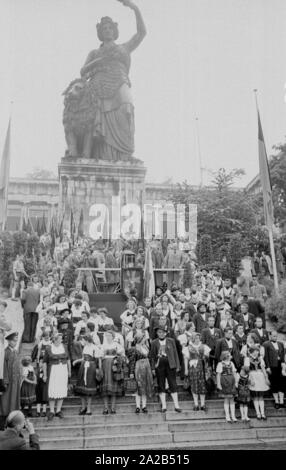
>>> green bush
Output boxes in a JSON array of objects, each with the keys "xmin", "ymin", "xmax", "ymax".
[{"xmin": 265, "ymin": 280, "xmax": 286, "ymax": 333}]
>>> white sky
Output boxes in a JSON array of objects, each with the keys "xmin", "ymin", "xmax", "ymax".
[{"xmin": 0, "ymin": 0, "xmax": 286, "ymax": 187}]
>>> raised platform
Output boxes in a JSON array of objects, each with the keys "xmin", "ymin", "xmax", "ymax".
[
  {"xmin": 89, "ymin": 293, "xmax": 127, "ymax": 326},
  {"xmin": 58, "ymin": 157, "xmax": 147, "ymax": 237}
]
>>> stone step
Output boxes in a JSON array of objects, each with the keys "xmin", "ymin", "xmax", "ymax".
[
  {"xmin": 173, "ymin": 426, "xmax": 286, "ymax": 444},
  {"xmin": 87, "ymin": 438, "xmax": 286, "ymax": 451},
  {"xmin": 84, "ymin": 431, "xmax": 173, "ymax": 449},
  {"xmin": 35, "ymin": 422, "xmax": 168, "ymax": 439},
  {"xmin": 169, "ymin": 416, "xmax": 286, "ymax": 432},
  {"xmin": 38, "ymin": 432, "xmax": 173, "ymax": 450},
  {"xmin": 30, "ymin": 412, "xmax": 166, "ymax": 427},
  {"xmin": 29, "ymin": 402, "xmax": 286, "ymax": 418}
]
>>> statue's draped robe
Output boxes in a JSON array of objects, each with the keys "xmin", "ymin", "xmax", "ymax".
[{"xmin": 83, "ymin": 43, "xmax": 134, "ymax": 161}]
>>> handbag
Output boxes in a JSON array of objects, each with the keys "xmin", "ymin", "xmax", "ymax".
[
  {"xmin": 95, "ymin": 368, "xmax": 103, "ymax": 382},
  {"xmin": 183, "ymin": 376, "xmax": 190, "ymax": 390}
]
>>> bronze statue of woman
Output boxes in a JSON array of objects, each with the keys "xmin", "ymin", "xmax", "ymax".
[{"xmin": 79, "ymin": 0, "xmax": 146, "ymax": 162}]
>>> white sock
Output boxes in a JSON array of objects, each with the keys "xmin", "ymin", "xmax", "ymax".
[
  {"xmin": 142, "ymin": 395, "xmax": 147, "ymax": 408},
  {"xmin": 224, "ymin": 402, "xmax": 230, "ymax": 420},
  {"xmin": 160, "ymin": 393, "xmax": 167, "ymax": 409},
  {"xmin": 240, "ymin": 405, "xmax": 245, "ymax": 419},
  {"xmin": 278, "ymin": 392, "xmax": 284, "ymax": 404},
  {"xmin": 193, "ymin": 393, "xmax": 199, "ymax": 407},
  {"xmin": 230, "ymin": 403, "xmax": 237, "ymax": 420},
  {"xmin": 171, "ymin": 392, "xmax": 179, "ymax": 408},
  {"xmin": 135, "ymin": 393, "xmax": 141, "ymax": 408},
  {"xmin": 259, "ymin": 399, "xmax": 265, "ymax": 416}
]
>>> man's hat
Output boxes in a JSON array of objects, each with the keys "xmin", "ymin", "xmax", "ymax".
[
  {"xmin": 197, "ymin": 301, "xmax": 207, "ymax": 311},
  {"xmin": 5, "ymin": 330, "xmax": 18, "ymax": 341},
  {"xmin": 58, "ymin": 317, "xmax": 70, "ymax": 326}
]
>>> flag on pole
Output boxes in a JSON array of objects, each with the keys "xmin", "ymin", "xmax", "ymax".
[
  {"xmin": 255, "ymin": 93, "xmax": 279, "ymax": 292},
  {"xmin": 78, "ymin": 208, "xmax": 84, "ymax": 238},
  {"xmin": 0, "ymin": 120, "xmax": 11, "ymax": 231},
  {"xmin": 41, "ymin": 213, "xmax": 47, "ymax": 235},
  {"xmin": 70, "ymin": 209, "xmax": 76, "ymax": 246},
  {"xmin": 59, "ymin": 212, "xmax": 64, "ymax": 242},
  {"xmin": 143, "ymin": 244, "xmax": 155, "ymax": 300},
  {"xmin": 257, "ymin": 109, "xmax": 274, "ymax": 228}
]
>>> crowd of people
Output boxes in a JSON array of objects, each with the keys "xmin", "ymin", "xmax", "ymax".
[{"xmin": 0, "ymin": 233, "xmax": 286, "ymax": 447}]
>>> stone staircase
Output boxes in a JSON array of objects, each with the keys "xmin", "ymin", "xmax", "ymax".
[{"xmin": 24, "ymin": 394, "xmax": 286, "ymax": 450}]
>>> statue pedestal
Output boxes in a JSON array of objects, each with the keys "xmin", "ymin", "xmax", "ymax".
[{"xmin": 58, "ymin": 157, "xmax": 147, "ymax": 238}]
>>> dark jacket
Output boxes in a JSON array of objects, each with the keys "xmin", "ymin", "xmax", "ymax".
[
  {"xmin": 215, "ymin": 337, "xmax": 241, "ymax": 369},
  {"xmin": 201, "ymin": 327, "xmax": 223, "ymax": 353},
  {"xmin": 250, "ymin": 328, "xmax": 269, "ymax": 345},
  {"xmin": 0, "ymin": 428, "xmax": 40, "ymax": 450},
  {"xmin": 150, "ymin": 337, "xmax": 180, "ymax": 371},
  {"xmin": 236, "ymin": 313, "xmax": 256, "ymax": 332},
  {"xmin": 149, "ymin": 315, "xmax": 171, "ymax": 341},
  {"xmin": 193, "ymin": 313, "xmax": 210, "ymax": 334},
  {"xmin": 234, "ymin": 333, "xmax": 247, "ymax": 351},
  {"xmin": 263, "ymin": 341, "xmax": 285, "ymax": 369},
  {"xmin": 21, "ymin": 287, "xmax": 40, "ymax": 314}
]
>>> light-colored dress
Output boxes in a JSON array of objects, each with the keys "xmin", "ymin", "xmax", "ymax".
[{"xmin": 44, "ymin": 344, "xmax": 69, "ymax": 400}]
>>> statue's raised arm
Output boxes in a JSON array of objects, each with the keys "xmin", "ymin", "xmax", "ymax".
[{"xmin": 118, "ymin": 0, "xmax": 147, "ymax": 53}]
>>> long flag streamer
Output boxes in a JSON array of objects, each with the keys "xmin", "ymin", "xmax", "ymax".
[{"xmin": 0, "ymin": 120, "xmax": 11, "ymax": 231}]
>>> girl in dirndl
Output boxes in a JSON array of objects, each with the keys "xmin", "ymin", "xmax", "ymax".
[
  {"xmin": 20, "ymin": 357, "xmax": 37, "ymax": 417},
  {"xmin": 247, "ymin": 345, "xmax": 269, "ymax": 420},
  {"xmin": 237, "ymin": 364, "xmax": 251, "ymax": 422},
  {"xmin": 74, "ymin": 335, "xmax": 103, "ymax": 416},
  {"xmin": 101, "ymin": 330, "xmax": 125, "ymax": 414},
  {"xmin": 183, "ymin": 333, "xmax": 211, "ymax": 411},
  {"xmin": 35, "ymin": 357, "xmax": 48, "ymax": 417},
  {"xmin": 216, "ymin": 351, "xmax": 239, "ymax": 422},
  {"xmin": 43, "ymin": 333, "xmax": 71, "ymax": 421},
  {"xmin": 128, "ymin": 330, "xmax": 153, "ymax": 413}
]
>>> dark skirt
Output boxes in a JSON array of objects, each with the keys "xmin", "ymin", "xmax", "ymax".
[
  {"xmin": 135, "ymin": 358, "xmax": 153, "ymax": 398},
  {"xmin": 74, "ymin": 360, "xmax": 100, "ymax": 396},
  {"xmin": 101, "ymin": 357, "xmax": 125, "ymax": 397},
  {"xmin": 35, "ymin": 377, "xmax": 48, "ymax": 404},
  {"xmin": 189, "ymin": 361, "xmax": 207, "ymax": 395},
  {"xmin": 250, "ymin": 390, "xmax": 265, "ymax": 398},
  {"xmin": 20, "ymin": 382, "xmax": 36, "ymax": 406},
  {"xmin": 237, "ymin": 377, "xmax": 251, "ymax": 404},
  {"xmin": 220, "ymin": 374, "xmax": 237, "ymax": 398}
]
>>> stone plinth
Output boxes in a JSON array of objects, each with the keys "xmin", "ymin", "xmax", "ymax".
[{"xmin": 58, "ymin": 157, "xmax": 147, "ymax": 238}]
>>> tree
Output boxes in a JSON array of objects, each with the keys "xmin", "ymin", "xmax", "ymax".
[
  {"xmin": 268, "ymin": 145, "xmax": 286, "ymax": 226},
  {"xmin": 26, "ymin": 167, "xmax": 56, "ymax": 180},
  {"xmin": 168, "ymin": 168, "xmax": 261, "ymax": 255},
  {"xmin": 0, "ymin": 232, "xmax": 14, "ymax": 288},
  {"xmin": 265, "ymin": 280, "xmax": 286, "ymax": 333},
  {"xmin": 198, "ymin": 235, "xmax": 213, "ymax": 266},
  {"xmin": 211, "ymin": 168, "xmax": 245, "ymax": 193},
  {"xmin": 228, "ymin": 234, "xmax": 246, "ymax": 281}
]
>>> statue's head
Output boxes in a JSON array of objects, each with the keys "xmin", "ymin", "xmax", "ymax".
[{"xmin": 97, "ymin": 17, "xmax": 119, "ymax": 42}]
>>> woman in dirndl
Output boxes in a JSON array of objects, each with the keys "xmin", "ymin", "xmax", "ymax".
[
  {"xmin": 43, "ymin": 333, "xmax": 71, "ymax": 421},
  {"xmin": 247, "ymin": 345, "xmax": 269, "ymax": 420},
  {"xmin": 128, "ymin": 330, "xmax": 153, "ymax": 413},
  {"xmin": 20, "ymin": 356, "xmax": 37, "ymax": 417},
  {"xmin": 183, "ymin": 333, "xmax": 210, "ymax": 411},
  {"xmin": 101, "ymin": 330, "xmax": 125, "ymax": 414},
  {"xmin": 74, "ymin": 335, "xmax": 103, "ymax": 415},
  {"xmin": 216, "ymin": 351, "xmax": 239, "ymax": 422}
]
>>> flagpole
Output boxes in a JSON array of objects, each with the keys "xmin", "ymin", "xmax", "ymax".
[{"xmin": 254, "ymin": 89, "xmax": 279, "ymax": 292}]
